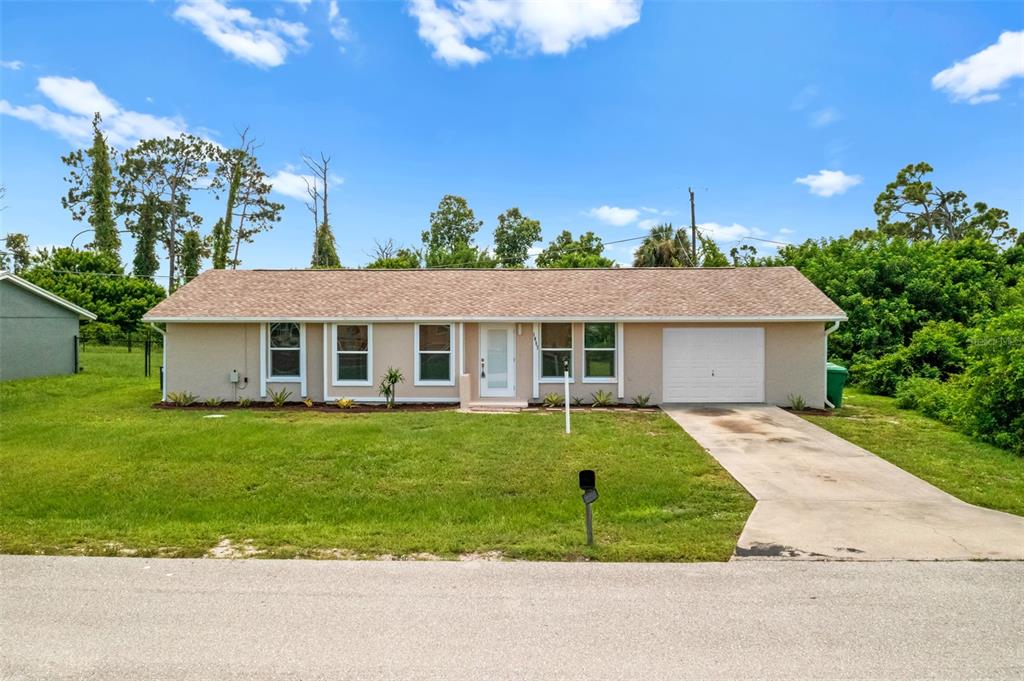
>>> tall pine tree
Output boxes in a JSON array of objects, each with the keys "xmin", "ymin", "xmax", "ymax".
[
  {"xmin": 132, "ymin": 195, "xmax": 161, "ymax": 279},
  {"xmin": 179, "ymin": 229, "xmax": 205, "ymax": 284},
  {"xmin": 311, "ymin": 223, "xmax": 341, "ymax": 269},
  {"xmin": 62, "ymin": 113, "xmax": 120, "ymax": 262}
]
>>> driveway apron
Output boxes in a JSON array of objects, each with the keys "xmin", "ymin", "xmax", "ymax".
[{"xmin": 662, "ymin": 404, "xmax": 1024, "ymax": 560}]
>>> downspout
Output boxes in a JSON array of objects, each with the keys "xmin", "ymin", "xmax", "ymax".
[
  {"xmin": 824, "ymin": 320, "xmax": 840, "ymax": 409},
  {"xmin": 149, "ymin": 323, "xmax": 167, "ymax": 403}
]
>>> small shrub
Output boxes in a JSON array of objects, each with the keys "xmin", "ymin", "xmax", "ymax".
[
  {"xmin": 788, "ymin": 394, "xmax": 807, "ymax": 411},
  {"xmin": 267, "ymin": 387, "xmax": 292, "ymax": 407},
  {"xmin": 302, "ymin": 398, "xmax": 314, "ymax": 408},
  {"xmin": 571, "ymin": 395, "xmax": 585, "ymax": 407},
  {"xmin": 204, "ymin": 397, "xmax": 223, "ymax": 407},
  {"xmin": 896, "ymin": 377, "xmax": 963, "ymax": 424},
  {"xmin": 167, "ymin": 391, "xmax": 197, "ymax": 407},
  {"xmin": 238, "ymin": 397, "xmax": 252, "ymax": 408},
  {"xmin": 378, "ymin": 366, "xmax": 405, "ymax": 409},
  {"xmin": 591, "ymin": 389, "xmax": 615, "ymax": 407},
  {"xmin": 336, "ymin": 398, "xmax": 355, "ymax": 409},
  {"xmin": 631, "ymin": 394, "xmax": 652, "ymax": 408},
  {"xmin": 542, "ymin": 392, "xmax": 564, "ymax": 408}
]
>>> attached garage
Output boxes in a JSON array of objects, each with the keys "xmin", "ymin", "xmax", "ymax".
[{"xmin": 662, "ymin": 327, "xmax": 765, "ymax": 403}]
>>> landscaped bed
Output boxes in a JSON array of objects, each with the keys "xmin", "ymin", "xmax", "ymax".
[
  {"xmin": 801, "ymin": 389, "xmax": 1024, "ymax": 517},
  {"xmin": 0, "ymin": 347, "xmax": 753, "ymax": 561}
]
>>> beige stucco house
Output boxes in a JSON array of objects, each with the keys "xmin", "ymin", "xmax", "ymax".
[{"xmin": 143, "ymin": 267, "xmax": 846, "ymax": 408}]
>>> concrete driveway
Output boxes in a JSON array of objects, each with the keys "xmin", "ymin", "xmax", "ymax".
[{"xmin": 663, "ymin": 405, "xmax": 1024, "ymax": 560}]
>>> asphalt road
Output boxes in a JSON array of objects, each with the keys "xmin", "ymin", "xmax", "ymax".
[{"xmin": 2, "ymin": 556, "xmax": 1022, "ymax": 680}]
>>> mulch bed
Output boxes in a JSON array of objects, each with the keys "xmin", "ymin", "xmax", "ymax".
[
  {"xmin": 153, "ymin": 402, "xmax": 662, "ymax": 413},
  {"xmin": 152, "ymin": 402, "xmax": 456, "ymax": 413},
  {"xmin": 783, "ymin": 406, "xmax": 834, "ymax": 417}
]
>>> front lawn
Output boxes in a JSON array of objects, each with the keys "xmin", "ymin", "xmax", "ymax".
[
  {"xmin": 0, "ymin": 347, "xmax": 753, "ymax": 561},
  {"xmin": 801, "ymin": 389, "xmax": 1024, "ymax": 517}
]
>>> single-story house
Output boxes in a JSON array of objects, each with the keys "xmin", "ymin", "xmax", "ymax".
[
  {"xmin": 143, "ymin": 267, "xmax": 846, "ymax": 408},
  {"xmin": 0, "ymin": 271, "xmax": 97, "ymax": 381}
]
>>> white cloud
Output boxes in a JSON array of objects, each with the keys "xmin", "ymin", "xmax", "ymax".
[
  {"xmin": 0, "ymin": 101, "xmax": 93, "ymax": 143},
  {"xmin": 699, "ymin": 222, "xmax": 760, "ymax": 242},
  {"xmin": 588, "ymin": 205, "xmax": 639, "ymax": 227},
  {"xmin": 328, "ymin": 0, "xmax": 350, "ymax": 42},
  {"xmin": 810, "ymin": 107, "xmax": 840, "ymax": 128},
  {"xmin": 37, "ymin": 76, "xmax": 118, "ymax": 117},
  {"xmin": 0, "ymin": 76, "xmax": 188, "ymax": 146},
  {"xmin": 794, "ymin": 169, "xmax": 863, "ymax": 197},
  {"xmin": 789, "ymin": 85, "xmax": 817, "ymax": 111},
  {"xmin": 284, "ymin": 0, "xmax": 312, "ymax": 10},
  {"xmin": 636, "ymin": 218, "xmax": 659, "ymax": 230},
  {"xmin": 1, "ymin": 60, "xmax": 23, "ymax": 70},
  {"xmin": 932, "ymin": 31, "xmax": 1024, "ymax": 104},
  {"xmin": 1, "ymin": 76, "xmax": 189, "ymax": 146},
  {"xmin": 270, "ymin": 166, "xmax": 344, "ymax": 201},
  {"xmin": 173, "ymin": 0, "xmax": 309, "ymax": 68},
  {"xmin": 407, "ymin": 0, "xmax": 641, "ymax": 66},
  {"xmin": 696, "ymin": 222, "xmax": 793, "ymax": 254}
]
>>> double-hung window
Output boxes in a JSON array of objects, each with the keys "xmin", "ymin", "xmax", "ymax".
[
  {"xmin": 334, "ymin": 324, "xmax": 371, "ymax": 385},
  {"xmin": 415, "ymin": 323, "xmax": 453, "ymax": 384},
  {"xmin": 269, "ymin": 322, "xmax": 302, "ymax": 378},
  {"xmin": 540, "ymin": 323, "xmax": 573, "ymax": 381},
  {"xmin": 583, "ymin": 323, "xmax": 616, "ymax": 381}
]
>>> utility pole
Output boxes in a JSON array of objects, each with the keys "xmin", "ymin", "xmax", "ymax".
[{"xmin": 689, "ymin": 187, "xmax": 698, "ymax": 267}]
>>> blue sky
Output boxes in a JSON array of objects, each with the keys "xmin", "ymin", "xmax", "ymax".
[{"xmin": 1, "ymin": 1, "xmax": 1022, "ymax": 274}]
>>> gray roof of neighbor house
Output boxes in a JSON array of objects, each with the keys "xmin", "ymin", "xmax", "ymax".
[
  {"xmin": 144, "ymin": 267, "xmax": 846, "ymax": 322},
  {"xmin": 0, "ymin": 271, "xmax": 98, "ymax": 320}
]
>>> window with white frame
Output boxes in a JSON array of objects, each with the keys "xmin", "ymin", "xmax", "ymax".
[
  {"xmin": 416, "ymin": 324, "xmax": 453, "ymax": 384},
  {"xmin": 584, "ymin": 323, "xmax": 616, "ymax": 380},
  {"xmin": 334, "ymin": 324, "xmax": 371, "ymax": 384},
  {"xmin": 540, "ymin": 323, "xmax": 573, "ymax": 380},
  {"xmin": 269, "ymin": 322, "xmax": 302, "ymax": 378}
]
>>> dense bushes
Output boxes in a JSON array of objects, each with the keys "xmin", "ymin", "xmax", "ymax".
[
  {"xmin": 772, "ymin": 233, "xmax": 1023, "ymax": 455},
  {"xmin": 20, "ymin": 248, "xmax": 165, "ymax": 335}
]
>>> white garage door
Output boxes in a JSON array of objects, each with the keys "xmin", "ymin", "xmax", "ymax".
[{"xmin": 662, "ymin": 328, "xmax": 765, "ymax": 403}]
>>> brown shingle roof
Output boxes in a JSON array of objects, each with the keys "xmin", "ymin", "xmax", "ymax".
[{"xmin": 143, "ymin": 267, "xmax": 845, "ymax": 321}]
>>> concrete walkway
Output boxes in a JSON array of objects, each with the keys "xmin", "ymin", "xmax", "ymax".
[
  {"xmin": 662, "ymin": 404, "xmax": 1024, "ymax": 560},
  {"xmin": 3, "ymin": 556, "xmax": 1024, "ymax": 680}
]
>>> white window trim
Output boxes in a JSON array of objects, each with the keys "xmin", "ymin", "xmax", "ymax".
[
  {"xmin": 616, "ymin": 322, "xmax": 625, "ymax": 399},
  {"xmin": 265, "ymin": 322, "xmax": 306, "ymax": 396},
  {"xmin": 414, "ymin": 322, "xmax": 455, "ymax": 386},
  {"xmin": 332, "ymin": 323, "xmax": 374, "ymax": 387},
  {"xmin": 538, "ymin": 322, "xmax": 575, "ymax": 384},
  {"xmin": 582, "ymin": 322, "xmax": 618, "ymax": 384}
]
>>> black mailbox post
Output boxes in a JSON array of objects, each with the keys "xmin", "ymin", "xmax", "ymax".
[{"xmin": 578, "ymin": 470, "xmax": 598, "ymax": 545}]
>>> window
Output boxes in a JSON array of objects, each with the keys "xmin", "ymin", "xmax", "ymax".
[
  {"xmin": 334, "ymin": 324, "xmax": 371, "ymax": 384},
  {"xmin": 540, "ymin": 323, "xmax": 573, "ymax": 380},
  {"xmin": 584, "ymin": 323, "xmax": 616, "ymax": 381},
  {"xmin": 416, "ymin": 324, "xmax": 453, "ymax": 384},
  {"xmin": 269, "ymin": 322, "xmax": 301, "ymax": 378}
]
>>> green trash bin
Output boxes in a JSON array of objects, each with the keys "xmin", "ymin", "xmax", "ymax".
[{"xmin": 826, "ymin": 363, "xmax": 849, "ymax": 408}]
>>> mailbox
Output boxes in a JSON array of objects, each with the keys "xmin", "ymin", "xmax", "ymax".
[
  {"xmin": 578, "ymin": 470, "xmax": 598, "ymax": 545},
  {"xmin": 579, "ymin": 470, "xmax": 596, "ymax": 491}
]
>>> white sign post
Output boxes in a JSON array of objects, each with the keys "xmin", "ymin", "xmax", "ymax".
[{"xmin": 564, "ymin": 358, "xmax": 571, "ymax": 434}]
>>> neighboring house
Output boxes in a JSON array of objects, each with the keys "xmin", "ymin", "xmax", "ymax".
[
  {"xmin": 0, "ymin": 271, "xmax": 97, "ymax": 381},
  {"xmin": 143, "ymin": 268, "xmax": 846, "ymax": 408}
]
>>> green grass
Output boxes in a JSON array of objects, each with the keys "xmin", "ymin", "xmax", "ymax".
[
  {"xmin": 802, "ymin": 389, "xmax": 1024, "ymax": 516},
  {"xmin": 0, "ymin": 347, "xmax": 753, "ymax": 561}
]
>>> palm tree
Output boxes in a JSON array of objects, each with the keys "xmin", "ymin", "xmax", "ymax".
[{"xmin": 632, "ymin": 223, "xmax": 693, "ymax": 267}]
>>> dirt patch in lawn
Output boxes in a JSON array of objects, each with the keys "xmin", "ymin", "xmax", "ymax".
[{"xmin": 207, "ymin": 538, "xmax": 264, "ymax": 559}]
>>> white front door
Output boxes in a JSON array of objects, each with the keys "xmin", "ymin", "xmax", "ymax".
[
  {"xmin": 662, "ymin": 327, "xmax": 765, "ymax": 403},
  {"xmin": 480, "ymin": 324, "xmax": 516, "ymax": 397}
]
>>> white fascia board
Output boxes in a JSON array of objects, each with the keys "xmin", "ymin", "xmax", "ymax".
[
  {"xmin": 1, "ymin": 271, "xmax": 98, "ymax": 320},
  {"xmin": 144, "ymin": 314, "xmax": 848, "ymax": 324}
]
